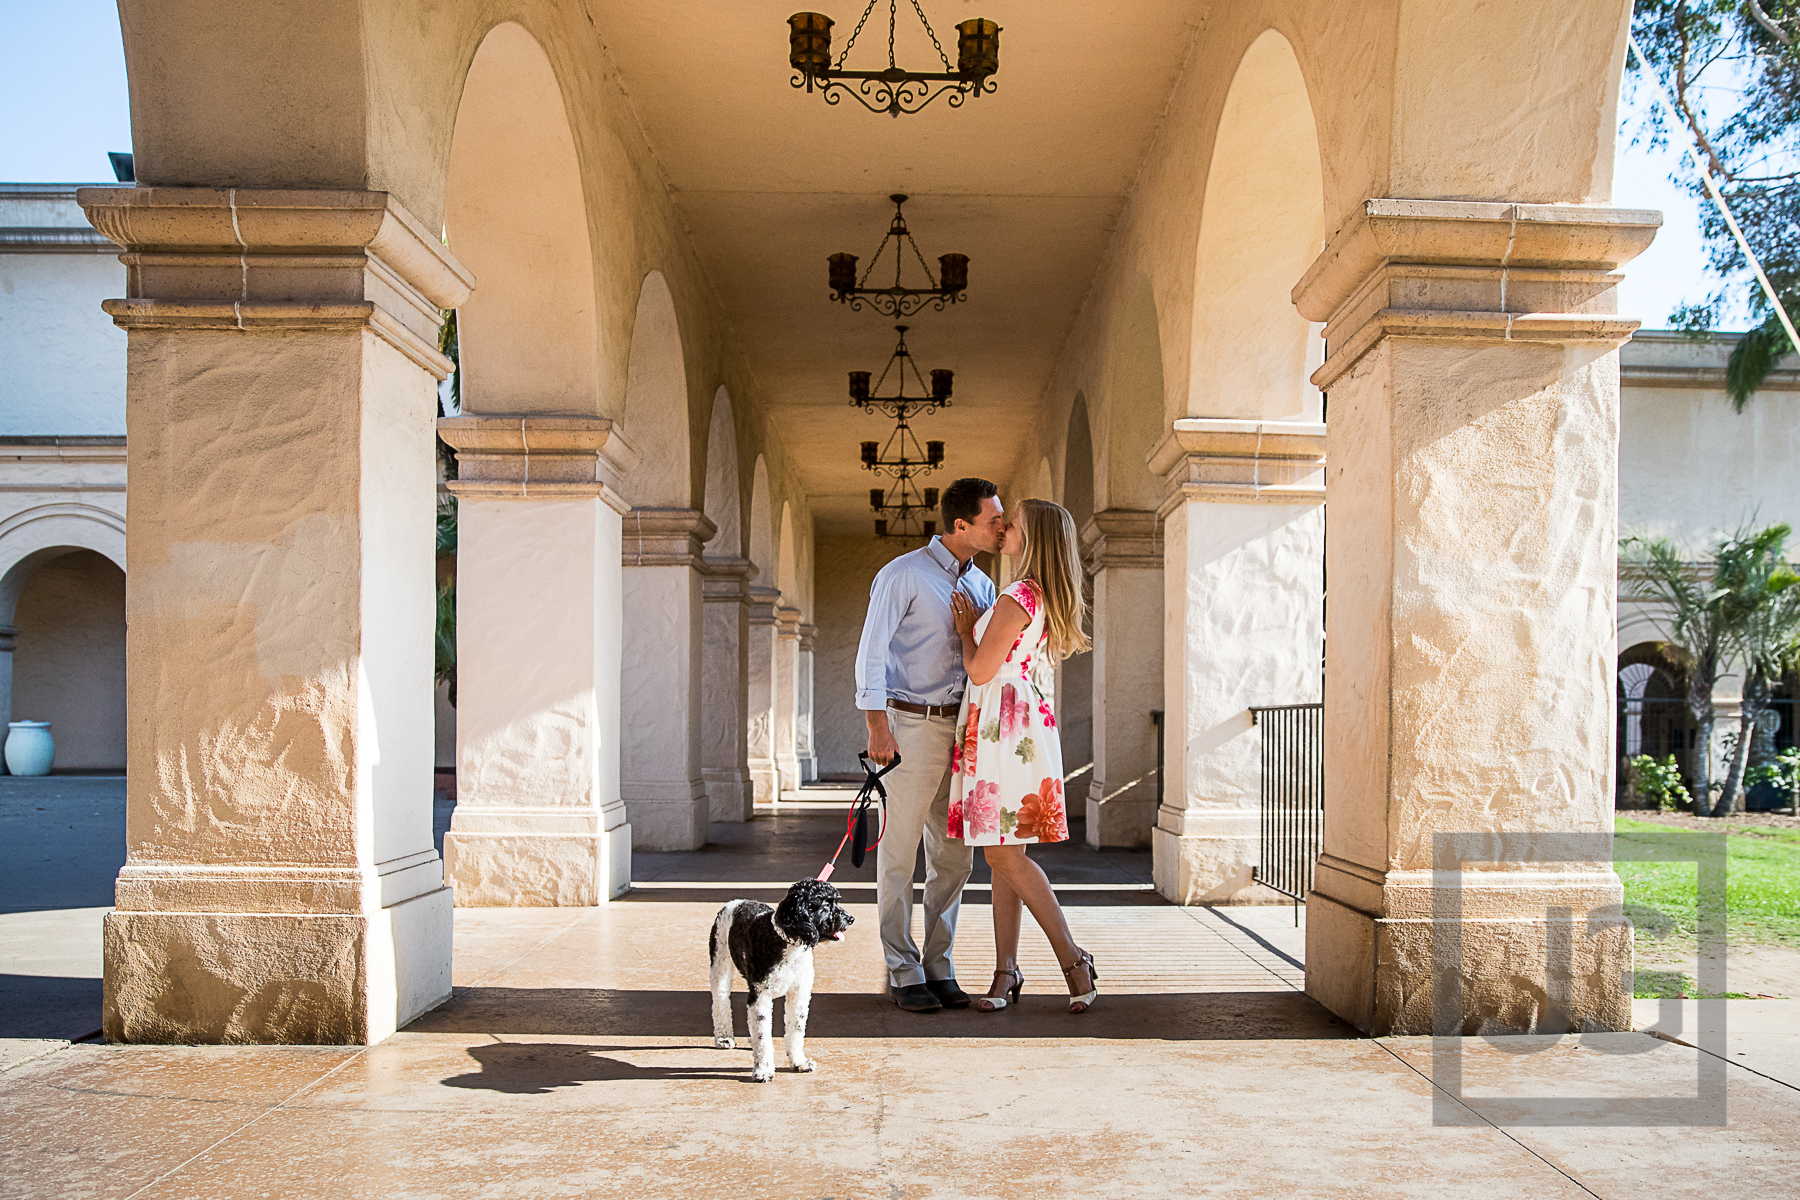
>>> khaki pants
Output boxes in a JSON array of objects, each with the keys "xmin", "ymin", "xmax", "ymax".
[{"xmin": 876, "ymin": 708, "xmax": 972, "ymax": 988}]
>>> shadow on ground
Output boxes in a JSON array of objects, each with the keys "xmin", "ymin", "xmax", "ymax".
[
  {"xmin": 0, "ymin": 975, "xmax": 101, "ymax": 1039},
  {"xmin": 410, "ymin": 987, "xmax": 1352, "ymax": 1042}
]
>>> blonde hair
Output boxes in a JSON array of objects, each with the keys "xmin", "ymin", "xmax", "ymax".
[{"xmin": 1014, "ymin": 498, "xmax": 1090, "ymax": 661}]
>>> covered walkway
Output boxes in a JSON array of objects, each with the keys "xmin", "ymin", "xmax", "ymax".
[{"xmin": 5, "ymin": 799, "xmax": 1799, "ymax": 1196}]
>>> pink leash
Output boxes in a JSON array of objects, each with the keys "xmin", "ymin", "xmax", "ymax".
[{"xmin": 817, "ymin": 751, "xmax": 899, "ymax": 881}]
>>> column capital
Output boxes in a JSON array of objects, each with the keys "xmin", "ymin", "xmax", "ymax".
[
  {"xmin": 1149, "ymin": 419, "xmax": 1325, "ymax": 513},
  {"xmin": 1081, "ymin": 509, "xmax": 1163, "ymax": 571},
  {"xmin": 701, "ymin": 555, "xmax": 757, "ymax": 601},
  {"xmin": 797, "ymin": 623, "xmax": 818, "ymax": 652},
  {"xmin": 623, "ymin": 508, "xmax": 717, "ymax": 569},
  {"xmin": 1293, "ymin": 199, "xmax": 1659, "ymax": 389},
  {"xmin": 0, "ymin": 624, "xmax": 15, "ymax": 653},
  {"xmin": 747, "ymin": 585, "xmax": 781, "ymax": 626},
  {"xmin": 78, "ymin": 187, "xmax": 473, "ymax": 379},
  {"xmin": 775, "ymin": 604, "xmax": 804, "ymax": 639},
  {"xmin": 439, "ymin": 416, "xmax": 638, "ymax": 511}
]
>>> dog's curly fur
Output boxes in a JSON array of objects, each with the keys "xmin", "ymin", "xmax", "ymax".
[{"xmin": 710, "ymin": 879, "xmax": 854, "ymax": 1081}]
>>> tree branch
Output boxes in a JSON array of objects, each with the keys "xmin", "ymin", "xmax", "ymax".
[
  {"xmin": 1676, "ymin": 4, "xmax": 1737, "ymax": 182},
  {"xmin": 1747, "ymin": 0, "xmax": 1793, "ymax": 47}
]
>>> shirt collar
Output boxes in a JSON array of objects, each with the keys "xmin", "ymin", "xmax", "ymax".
[{"xmin": 925, "ymin": 535, "xmax": 973, "ymax": 578}]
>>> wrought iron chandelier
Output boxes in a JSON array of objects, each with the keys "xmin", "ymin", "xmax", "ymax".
[
  {"xmin": 848, "ymin": 325, "xmax": 952, "ymax": 418},
  {"xmin": 870, "ymin": 477, "xmax": 939, "ymax": 542},
  {"xmin": 855, "ymin": 326, "xmax": 947, "ymax": 541},
  {"xmin": 788, "ymin": 5, "xmax": 1000, "ymax": 118},
  {"xmin": 829, "ymin": 196, "xmax": 968, "ymax": 319}
]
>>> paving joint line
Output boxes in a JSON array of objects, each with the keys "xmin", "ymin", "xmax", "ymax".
[
  {"xmin": 1643, "ymin": 1028, "xmax": 1800, "ymax": 1094},
  {"xmin": 1371, "ymin": 1040, "xmax": 1605, "ymax": 1199},
  {"xmin": 1174, "ymin": 907, "xmax": 1305, "ymax": 992},
  {"xmin": 119, "ymin": 1047, "xmax": 367, "ymax": 1200},
  {"xmin": 453, "ymin": 909, "xmax": 596, "ymax": 996}
]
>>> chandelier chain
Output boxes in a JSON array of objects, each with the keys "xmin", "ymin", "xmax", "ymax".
[
  {"xmin": 909, "ymin": 0, "xmax": 954, "ymax": 71},
  {"xmin": 835, "ymin": 0, "xmax": 879, "ymax": 69},
  {"xmin": 888, "ymin": 0, "xmax": 898, "ymax": 69}
]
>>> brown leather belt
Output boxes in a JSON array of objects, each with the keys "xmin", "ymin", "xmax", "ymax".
[{"xmin": 888, "ymin": 699, "xmax": 960, "ymax": 719}]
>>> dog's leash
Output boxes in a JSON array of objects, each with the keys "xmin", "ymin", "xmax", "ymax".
[{"xmin": 817, "ymin": 751, "xmax": 898, "ymax": 882}]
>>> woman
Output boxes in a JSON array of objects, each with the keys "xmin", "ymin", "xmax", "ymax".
[{"xmin": 948, "ymin": 498, "xmax": 1097, "ymax": 1013}]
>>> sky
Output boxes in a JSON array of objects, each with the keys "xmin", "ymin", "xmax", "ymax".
[{"xmin": 0, "ymin": 0, "xmax": 1757, "ymax": 334}]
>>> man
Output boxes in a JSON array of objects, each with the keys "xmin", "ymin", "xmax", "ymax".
[{"xmin": 854, "ymin": 477, "xmax": 1005, "ymax": 1012}]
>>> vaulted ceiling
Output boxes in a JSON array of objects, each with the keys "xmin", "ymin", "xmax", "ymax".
[{"xmin": 589, "ymin": 1, "xmax": 1206, "ymax": 531}]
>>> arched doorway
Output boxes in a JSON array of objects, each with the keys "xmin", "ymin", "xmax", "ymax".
[
  {"xmin": 1059, "ymin": 394, "xmax": 1096, "ymax": 819},
  {"xmin": 1616, "ymin": 643, "xmax": 1696, "ymax": 806},
  {"xmin": 2, "ymin": 549, "xmax": 125, "ymax": 772},
  {"xmin": 1156, "ymin": 27, "xmax": 1327, "ymax": 905},
  {"xmin": 438, "ymin": 20, "xmax": 633, "ymax": 904},
  {"xmin": 700, "ymin": 387, "xmax": 752, "ymax": 821}
]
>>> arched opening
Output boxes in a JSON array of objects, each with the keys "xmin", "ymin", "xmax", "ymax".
[
  {"xmin": 700, "ymin": 388, "xmax": 750, "ymax": 820},
  {"xmin": 1102, "ymin": 273, "xmax": 1169, "ymax": 511},
  {"xmin": 745, "ymin": 457, "xmax": 779, "ymax": 804},
  {"xmin": 445, "ymin": 22, "xmax": 601, "ymax": 415},
  {"xmin": 1060, "ymin": 395, "xmax": 1097, "ymax": 795},
  {"xmin": 0, "ymin": 548, "xmax": 125, "ymax": 773},
  {"xmin": 1616, "ymin": 643, "xmax": 1696, "ymax": 807},
  {"xmin": 621, "ymin": 271, "xmax": 693, "ymax": 506},
  {"xmin": 1189, "ymin": 30, "xmax": 1326, "ymax": 422}
]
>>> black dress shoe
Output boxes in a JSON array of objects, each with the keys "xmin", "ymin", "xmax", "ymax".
[
  {"xmin": 925, "ymin": 978, "xmax": 972, "ymax": 1008},
  {"xmin": 888, "ymin": 983, "xmax": 943, "ymax": 1012}
]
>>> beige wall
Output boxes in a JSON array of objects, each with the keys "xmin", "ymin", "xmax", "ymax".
[
  {"xmin": 812, "ymin": 534, "xmax": 908, "ymax": 778},
  {"xmin": 10, "ymin": 550, "xmax": 126, "ymax": 770}
]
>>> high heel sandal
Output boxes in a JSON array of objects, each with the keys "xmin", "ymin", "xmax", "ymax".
[
  {"xmin": 975, "ymin": 967, "xmax": 1024, "ymax": 1012},
  {"xmin": 1062, "ymin": 949, "xmax": 1099, "ymax": 1013}
]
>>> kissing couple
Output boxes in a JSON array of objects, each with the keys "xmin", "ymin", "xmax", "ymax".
[{"xmin": 853, "ymin": 477, "xmax": 1099, "ymax": 1015}]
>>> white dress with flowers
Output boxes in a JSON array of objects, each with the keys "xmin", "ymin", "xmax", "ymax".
[{"xmin": 948, "ymin": 578, "xmax": 1070, "ymax": 846}]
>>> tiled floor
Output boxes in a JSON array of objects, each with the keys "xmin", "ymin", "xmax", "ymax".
[{"xmin": 4, "ymin": 801, "xmax": 1799, "ymax": 1197}]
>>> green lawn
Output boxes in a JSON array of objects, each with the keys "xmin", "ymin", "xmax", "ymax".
[{"xmin": 1614, "ymin": 818, "xmax": 1800, "ymax": 997}]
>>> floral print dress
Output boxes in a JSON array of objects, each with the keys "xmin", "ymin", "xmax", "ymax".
[{"xmin": 948, "ymin": 578, "xmax": 1070, "ymax": 845}]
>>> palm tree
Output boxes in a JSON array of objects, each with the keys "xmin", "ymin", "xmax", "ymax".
[
  {"xmin": 1713, "ymin": 524, "xmax": 1800, "ymax": 814},
  {"xmin": 1620, "ymin": 534, "xmax": 1731, "ymax": 813}
]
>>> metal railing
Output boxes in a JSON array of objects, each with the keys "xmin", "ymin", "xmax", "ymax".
[{"xmin": 1249, "ymin": 703, "xmax": 1323, "ymax": 920}]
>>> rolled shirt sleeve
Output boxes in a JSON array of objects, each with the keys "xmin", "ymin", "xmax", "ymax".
[{"xmin": 855, "ymin": 564, "xmax": 909, "ymax": 710}]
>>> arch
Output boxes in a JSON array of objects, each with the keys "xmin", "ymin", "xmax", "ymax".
[
  {"xmin": 1064, "ymin": 395, "xmax": 1096, "ymax": 531},
  {"xmin": 0, "ymin": 505, "xmax": 126, "ymax": 623},
  {"xmin": 1030, "ymin": 456, "xmax": 1054, "ymax": 502},
  {"xmin": 748, "ymin": 456, "xmax": 774, "ymax": 581},
  {"xmin": 6, "ymin": 549, "xmax": 127, "ymax": 770},
  {"xmin": 701, "ymin": 387, "xmax": 742, "ymax": 561},
  {"xmin": 1101, "ymin": 274, "xmax": 1170, "ymax": 511},
  {"xmin": 445, "ymin": 22, "xmax": 600, "ymax": 415},
  {"xmin": 776, "ymin": 502, "xmax": 798, "ymax": 605},
  {"xmin": 621, "ymin": 271, "xmax": 693, "ymax": 508},
  {"xmin": 1189, "ymin": 29, "xmax": 1326, "ymax": 422}
]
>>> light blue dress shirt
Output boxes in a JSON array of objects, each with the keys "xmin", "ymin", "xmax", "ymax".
[{"xmin": 855, "ymin": 536, "xmax": 998, "ymax": 711}]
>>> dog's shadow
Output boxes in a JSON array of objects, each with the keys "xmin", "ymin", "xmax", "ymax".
[{"xmin": 441, "ymin": 1041, "xmax": 757, "ymax": 1094}]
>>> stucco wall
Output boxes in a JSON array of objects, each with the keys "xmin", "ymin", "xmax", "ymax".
[
  {"xmin": 812, "ymin": 535, "xmax": 909, "ymax": 778},
  {"xmin": 9, "ymin": 549, "xmax": 126, "ymax": 770},
  {"xmin": 1619, "ymin": 332, "xmax": 1800, "ymax": 541},
  {"xmin": 0, "ymin": 189, "xmax": 127, "ymax": 437}
]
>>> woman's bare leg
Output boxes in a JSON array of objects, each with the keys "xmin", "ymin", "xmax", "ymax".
[
  {"xmin": 982, "ymin": 845, "xmax": 1095, "ymax": 994},
  {"xmin": 988, "ymin": 870, "xmax": 1023, "ymax": 994}
]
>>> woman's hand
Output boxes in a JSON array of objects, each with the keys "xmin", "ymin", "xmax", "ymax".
[{"xmin": 951, "ymin": 591, "xmax": 981, "ymax": 638}]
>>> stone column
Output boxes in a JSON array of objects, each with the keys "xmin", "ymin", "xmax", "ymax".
[
  {"xmin": 1082, "ymin": 510, "xmax": 1164, "ymax": 848},
  {"xmin": 746, "ymin": 585, "xmax": 780, "ymax": 804},
  {"xmin": 795, "ymin": 623, "xmax": 819, "ymax": 784},
  {"xmin": 701, "ymin": 557, "xmax": 754, "ymax": 821},
  {"xmin": 78, "ymin": 186, "xmax": 468, "ymax": 1043},
  {"xmin": 1291, "ymin": 199, "xmax": 1657, "ymax": 1035},
  {"xmin": 773, "ymin": 604, "xmax": 802, "ymax": 794},
  {"xmin": 437, "ymin": 417, "xmax": 637, "ymax": 906},
  {"xmin": 1149, "ymin": 423, "xmax": 1325, "ymax": 903},
  {"xmin": 622, "ymin": 509, "xmax": 714, "ymax": 849}
]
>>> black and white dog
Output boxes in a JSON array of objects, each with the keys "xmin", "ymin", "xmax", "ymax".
[{"xmin": 709, "ymin": 879, "xmax": 854, "ymax": 1082}]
